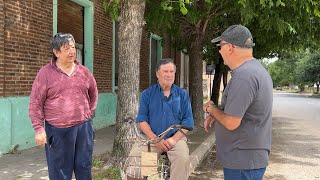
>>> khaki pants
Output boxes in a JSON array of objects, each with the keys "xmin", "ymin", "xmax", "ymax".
[{"xmin": 126, "ymin": 137, "xmax": 190, "ymax": 180}]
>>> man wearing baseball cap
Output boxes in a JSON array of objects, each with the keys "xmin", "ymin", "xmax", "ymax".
[{"xmin": 203, "ymin": 25, "xmax": 273, "ymax": 180}]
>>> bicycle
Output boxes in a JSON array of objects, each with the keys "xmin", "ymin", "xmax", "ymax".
[{"xmin": 121, "ymin": 117, "xmax": 193, "ymax": 180}]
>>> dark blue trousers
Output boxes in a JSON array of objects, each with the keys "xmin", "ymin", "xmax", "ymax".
[
  {"xmin": 223, "ymin": 167, "xmax": 266, "ymax": 180},
  {"xmin": 45, "ymin": 120, "xmax": 94, "ymax": 180}
]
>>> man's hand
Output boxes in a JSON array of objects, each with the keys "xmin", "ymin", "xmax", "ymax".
[
  {"xmin": 203, "ymin": 101, "xmax": 215, "ymax": 112},
  {"xmin": 204, "ymin": 114, "xmax": 216, "ymax": 132},
  {"xmin": 166, "ymin": 137, "xmax": 176, "ymax": 149},
  {"xmin": 155, "ymin": 140, "xmax": 170, "ymax": 152},
  {"xmin": 155, "ymin": 138, "xmax": 176, "ymax": 152},
  {"xmin": 35, "ymin": 132, "xmax": 47, "ymax": 148}
]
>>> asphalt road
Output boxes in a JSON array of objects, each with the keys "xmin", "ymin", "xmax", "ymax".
[
  {"xmin": 190, "ymin": 92, "xmax": 320, "ymax": 180},
  {"xmin": 265, "ymin": 92, "xmax": 320, "ymax": 179}
]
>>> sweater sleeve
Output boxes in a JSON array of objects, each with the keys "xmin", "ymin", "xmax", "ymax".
[
  {"xmin": 29, "ymin": 69, "xmax": 48, "ymax": 134},
  {"xmin": 87, "ymin": 70, "xmax": 98, "ymax": 113}
]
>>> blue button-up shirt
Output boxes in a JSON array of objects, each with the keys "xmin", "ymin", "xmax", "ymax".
[{"xmin": 136, "ymin": 83, "xmax": 194, "ymax": 139}]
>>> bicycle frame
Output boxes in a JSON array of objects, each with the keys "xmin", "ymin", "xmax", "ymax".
[{"xmin": 121, "ymin": 117, "xmax": 192, "ymax": 180}]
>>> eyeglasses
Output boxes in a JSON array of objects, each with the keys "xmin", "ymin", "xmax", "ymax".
[{"xmin": 216, "ymin": 42, "xmax": 229, "ymax": 50}]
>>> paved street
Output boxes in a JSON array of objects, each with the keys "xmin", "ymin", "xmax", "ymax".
[
  {"xmin": 272, "ymin": 92, "xmax": 320, "ymax": 126},
  {"xmin": 191, "ymin": 92, "xmax": 320, "ymax": 180},
  {"xmin": 265, "ymin": 93, "xmax": 320, "ymax": 179}
]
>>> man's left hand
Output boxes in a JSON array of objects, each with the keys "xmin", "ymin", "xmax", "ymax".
[
  {"xmin": 203, "ymin": 101, "xmax": 215, "ymax": 112},
  {"xmin": 204, "ymin": 114, "xmax": 216, "ymax": 132}
]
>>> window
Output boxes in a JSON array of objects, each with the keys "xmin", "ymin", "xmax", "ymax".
[
  {"xmin": 149, "ymin": 34, "xmax": 162, "ymax": 85},
  {"xmin": 76, "ymin": 43, "xmax": 83, "ymax": 65}
]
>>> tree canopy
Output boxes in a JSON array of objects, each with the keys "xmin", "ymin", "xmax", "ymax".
[
  {"xmin": 268, "ymin": 57, "xmax": 296, "ymax": 87},
  {"xmin": 295, "ymin": 51, "xmax": 320, "ymax": 93},
  {"xmin": 144, "ymin": 0, "xmax": 320, "ymax": 123}
]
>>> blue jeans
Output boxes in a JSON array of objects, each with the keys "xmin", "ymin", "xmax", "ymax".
[
  {"xmin": 45, "ymin": 120, "xmax": 94, "ymax": 180},
  {"xmin": 223, "ymin": 167, "xmax": 266, "ymax": 180}
]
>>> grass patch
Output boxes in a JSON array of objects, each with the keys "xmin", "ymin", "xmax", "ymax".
[
  {"xmin": 285, "ymin": 89, "xmax": 300, "ymax": 93},
  {"xmin": 310, "ymin": 93, "xmax": 320, "ymax": 98},
  {"xmin": 93, "ymin": 167, "xmax": 122, "ymax": 180},
  {"xmin": 92, "ymin": 152, "xmax": 122, "ymax": 180},
  {"xmin": 92, "ymin": 158, "xmax": 104, "ymax": 168}
]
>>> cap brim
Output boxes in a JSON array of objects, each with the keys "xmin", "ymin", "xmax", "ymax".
[{"xmin": 211, "ymin": 36, "xmax": 221, "ymax": 43}]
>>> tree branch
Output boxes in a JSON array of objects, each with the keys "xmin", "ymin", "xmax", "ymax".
[
  {"xmin": 196, "ymin": 19, "xmax": 202, "ymax": 29},
  {"xmin": 202, "ymin": 19, "xmax": 209, "ymax": 34}
]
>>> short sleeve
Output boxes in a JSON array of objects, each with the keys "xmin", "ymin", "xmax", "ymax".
[{"xmin": 224, "ymin": 78, "xmax": 256, "ymax": 118}]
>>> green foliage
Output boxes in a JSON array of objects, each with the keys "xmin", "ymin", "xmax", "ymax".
[
  {"xmin": 276, "ymin": 0, "xmax": 285, "ymax": 7},
  {"xmin": 103, "ymin": 0, "xmax": 120, "ymax": 21},
  {"xmin": 295, "ymin": 51, "xmax": 320, "ymax": 86},
  {"xmin": 144, "ymin": 0, "xmax": 320, "ymax": 62},
  {"xmin": 103, "ymin": 0, "xmax": 320, "ymax": 59},
  {"xmin": 161, "ymin": 1, "xmax": 173, "ymax": 11},
  {"xmin": 268, "ymin": 50, "xmax": 320, "ymax": 88},
  {"xmin": 180, "ymin": 3, "xmax": 188, "ymax": 15},
  {"xmin": 239, "ymin": 0, "xmax": 320, "ymax": 58},
  {"xmin": 268, "ymin": 58, "xmax": 296, "ymax": 87},
  {"xmin": 92, "ymin": 158, "xmax": 104, "ymax": 168},
  {"xmin": 154, "ymin": 0, "xmax": 191, "ymax": 15}
]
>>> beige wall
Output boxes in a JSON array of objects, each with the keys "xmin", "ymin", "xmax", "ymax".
[{"xmin": 202, "ymin": 62, "xmax": 231, "ymax": 99}]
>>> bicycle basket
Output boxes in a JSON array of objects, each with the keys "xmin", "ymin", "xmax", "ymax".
[{"xmin": 121, "ymin": 154, "xmax": 170, "ymax": 180}]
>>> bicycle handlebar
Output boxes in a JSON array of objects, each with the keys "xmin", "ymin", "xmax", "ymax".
[{"xmin": 124, "ymin": 117, "xmax": 193, "ymax": 144}]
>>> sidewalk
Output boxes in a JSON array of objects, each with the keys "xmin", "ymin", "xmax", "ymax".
[{"xmin": 0, "ymin": 125, "xmax": 215, "ymax": 180}]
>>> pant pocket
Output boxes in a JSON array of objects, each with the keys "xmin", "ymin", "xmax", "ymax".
[{"xmin": 47, "ymin": 134, "xmax": 55, "ymax": 149}]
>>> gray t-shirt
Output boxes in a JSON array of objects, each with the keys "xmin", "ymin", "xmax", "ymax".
[{"xmin": 215, "ymin": 59, "xmax": 273, "ymax": 169}]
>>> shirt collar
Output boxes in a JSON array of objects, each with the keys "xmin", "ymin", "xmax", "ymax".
[
  {"xmin": 157, "ymin": 83, "xmax": 177, "ymax": 94},
  {"xmin": 231, "ymin": 58, "xmax": 255, "ymax": 75},
  {"xmin": 50, "ymin": 58, "xmax": 80, "ymax": 68}
]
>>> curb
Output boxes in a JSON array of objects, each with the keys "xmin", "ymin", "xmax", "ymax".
[{"xmin": 189, "ymin": 131, "xmax": 216, "ymax": 174}]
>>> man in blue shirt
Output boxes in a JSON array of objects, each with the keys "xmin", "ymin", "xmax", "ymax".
[{"xmin": 133, "ymin": 58, "xmax": 194, "ymax": 180}]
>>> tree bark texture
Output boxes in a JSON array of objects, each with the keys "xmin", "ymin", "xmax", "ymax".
[
  {"xmin": 211, "ymin": 57, "xmax": 223, "ymax": 105},
  {"xmin": 112, "ymin": 0, "xmax": 146, "ymax": 165},
  {"xmin": 188, "ymin": 35, "xmax": 204, "ymax": 127}
]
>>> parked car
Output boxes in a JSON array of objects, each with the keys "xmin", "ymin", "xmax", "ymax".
[{"xmin": 276, "ymin": 85, "xmax": 282, "ymax": 91}]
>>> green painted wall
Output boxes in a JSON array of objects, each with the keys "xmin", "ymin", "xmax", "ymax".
[
  {"xmin": 0, "ymin": 99, "xmax": 12, "ymax": 154},
  {"xmin": 94, "ymin": 93, "xmax": 117, "ymax": 129},
  {"xmin": 0, "ymin": 93, "xmax": 117, "ymax": 154},
  {"xmin": 10, "ymin": 97, "xmax": 36, "ymax": 151}
]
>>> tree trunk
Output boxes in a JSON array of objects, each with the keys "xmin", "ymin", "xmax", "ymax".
[
  {"xmin": 188, "ymin": 35, "xmax": 204, "ymax": 127},
  {"xmin": 222, "ymin": 67, "xmax": 228, "ymax": 89},
  {"xmin": 211, "ymin": 57, "xmax": 223, "ymax": 105},
  {"xmin": 316, "ymin": 82, "xmax": 319, "ymax": 94},
  {"xmin": 112, "ymin": 0, "xmax": 146, "ymax": 165},
  {"xmin": 299, "ymin": 84, "xmax": 305, "ymax": 92}
]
